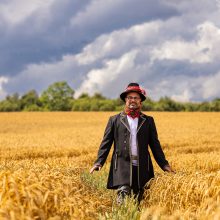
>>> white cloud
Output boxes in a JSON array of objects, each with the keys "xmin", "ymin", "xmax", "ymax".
[
  {"xmin": 152, "ymin": 70, "xmax": 220, "ymax": 102},
  {"xmin": 0, "ymin": 77, "xmax": 8, "ymax": 99},
  {"xmin": 5, "ymin": 19, "xmax": 220, "ymax": 102},
  {"xmin": 0, "ymin": 0, "xmax": 55, "ymax": 26},
  {"xmin": 197, "ymin": 22, "xmax": 220, "ymax": 61},
  {"xmin": 74, "ymin": 20, "xmax": 220, "ymax": 101},
  {"xmin": 75, "ymin": 21, "xmax": 161, "ymax": 65},
  {"xmin": 202, "ymin": 71, "xmax": 220, "ymax": 99},
  {"xmin": 171, "ymin": 90, "xmax": 194, "ymax": 102},
  {"xmin": 151, "ymin": 22, "xmax": 220, "ymax": 64},
  {"xmin": 75, "ymin": 50, "xmax": 138, "ymax": 97},
  {"xmin": 5, "ymin": 54, "xmax": 83, "ymax": 96},
  {"xmin": 151, "ymin": 39, "xmax": 211, "ymax": 63}
]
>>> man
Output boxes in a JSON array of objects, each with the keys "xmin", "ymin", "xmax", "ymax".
[{"xmin": 90, "ymin": 83, "xmax": 174, "ymax": 204}]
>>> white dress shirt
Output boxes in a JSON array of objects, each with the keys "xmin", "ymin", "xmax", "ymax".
[{"xmin": 127, "ymin": 115, "xmax": 138, "ymax": 166}]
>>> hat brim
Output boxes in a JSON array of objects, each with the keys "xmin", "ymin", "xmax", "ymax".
[{"xmin": 120, "ymin": 91, "xmax": 146, "ymax": 102}]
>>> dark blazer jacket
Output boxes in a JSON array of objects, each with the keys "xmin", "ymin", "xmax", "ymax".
[{"xmin": 94, "ymin": 112, "xmax": 169, "ymax": 189}]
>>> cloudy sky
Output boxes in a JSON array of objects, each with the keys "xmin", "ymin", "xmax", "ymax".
[{"xmin": 0, "ymin": 0, "xmax": 220, "ymax": 102}]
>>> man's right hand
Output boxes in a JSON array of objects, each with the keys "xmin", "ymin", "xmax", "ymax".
[{"xmin": 90, "ymin": 164, "xmax": 102, "ymax": 174}]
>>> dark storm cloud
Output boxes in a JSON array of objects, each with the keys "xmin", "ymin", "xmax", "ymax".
[
  {"xmin": 0, "ymin": 0, "xmax": 91, "ymax": 76},
  {"xmin": 70, "ymin": 0, "xmax": 179, "ymax": 31},
  {"xmin": 0, "ymin": 0, "xmax": 179, "ymax": 77}
]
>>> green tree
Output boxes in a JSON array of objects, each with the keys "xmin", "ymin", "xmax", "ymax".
[
  {"xmin": 112, "ymin": 98, "xmax": 124, "ymax": 111},
  {"xmin": 0, "ymin": 93, "xmax": 21, "ymax": 112},
  {"xmin": 198, "ymin": 102, "xmax": 211, "ymax": 111},
  {"xmin": 20, "ymin": 90, "xmax": 41, "ymax": 110},
  {"xmin": 99, "ymin": 100, "xmax": 115, "ymax": 111},
  {"xmin": 156, "ymin": 97, "xmax": 184, "ymax": 111},
  {"xmin": 71, "ymin": 99, "xmax": 91, "ymax": 111},
  {"xmin": 184, "ymin": 102, "xmax": 198, "ymax": 112},
  {"xmin": 142, "ymin": 98, "xmax": 155, "ymax": 111},
  {"xmin": 209, "ymin": 98, "xmax": 220, "ymax": 111},
  {"xmin": 90, "ymin": 99, "xmax": 100, "ymax": 111},
  {"xmin": 40, "ymin": 81, "xmax": 74, "ymax": 111},
  {"xmin": 92, "ymin": 92, "xmax": 106, "ymax": 100},
  {"xmin": 78, "ymin": 93, "xmax": 90, "ymax": 99}
]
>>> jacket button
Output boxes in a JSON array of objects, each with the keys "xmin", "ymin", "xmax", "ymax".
[{"xmin": 124, "ymin": 141, "xmax": 126, "ymax": 144}]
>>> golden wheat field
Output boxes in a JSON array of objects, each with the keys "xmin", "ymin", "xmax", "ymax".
[{"xmin": 0, "ymin": 112, "xmax": 220, "ymax": 220}]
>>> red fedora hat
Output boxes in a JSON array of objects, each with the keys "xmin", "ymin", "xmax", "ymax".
[{"xmin": 120, "ymin": 83, "xmax": 146, "ymax": 102}]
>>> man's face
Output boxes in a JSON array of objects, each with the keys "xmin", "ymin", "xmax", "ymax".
[{"xmin": 125, "ymin": 92, "xmax": 142, "ymax": 110}]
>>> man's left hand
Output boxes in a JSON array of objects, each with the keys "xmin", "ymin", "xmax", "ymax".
[{"xmin": 163, "ymin": 165, "xmax": 176, "ymax": 173}]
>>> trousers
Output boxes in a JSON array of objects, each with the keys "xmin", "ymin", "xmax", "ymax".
[{"xmin": 117, "ymin": 165, "xmax": 144, "ymax": 204}]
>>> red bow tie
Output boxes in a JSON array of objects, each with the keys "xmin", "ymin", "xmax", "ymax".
[{"xmin": 127, "ymin": 110, "xmax": 140, "ymax": 119}]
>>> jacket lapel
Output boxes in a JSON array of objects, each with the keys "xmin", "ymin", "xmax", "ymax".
[
  {"xmin": 137, "ymin": 112, "xmax": 146, "ymax": 133},
  {"xmin": 120, "ymin": 112, "xmax": 130, "ymax": 132}
]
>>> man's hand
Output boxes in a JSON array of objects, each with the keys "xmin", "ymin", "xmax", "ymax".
[
  {"xmin": 90, "ymin": 164, "xmax": 102, "ymax": 174},
  {"xmin": 163, "ymin": 165, "xmax": 175, "ymax": 173}
]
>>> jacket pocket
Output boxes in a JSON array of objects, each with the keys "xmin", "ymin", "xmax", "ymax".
[{"xmin": 114, "ymin": 152, "xmax": 118, "ymax": 171}]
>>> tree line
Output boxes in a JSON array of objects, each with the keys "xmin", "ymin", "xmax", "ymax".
[{"xmin": 0, "ymin": 81, "xmax": 219, "ymax": 112}]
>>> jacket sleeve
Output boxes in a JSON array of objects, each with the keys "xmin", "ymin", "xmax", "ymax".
[
  {"xmin": 149, "ymin": 117, "xmax": 169, "ymax": 170},
  {"xmin": 94, "ymin": 116, "xmax": 114, "ymax": 166}
]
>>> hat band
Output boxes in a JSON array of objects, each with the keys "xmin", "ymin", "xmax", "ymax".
[{"xmin": 125, "ymin": 86, "xmax": 142, "ymax": 92}]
